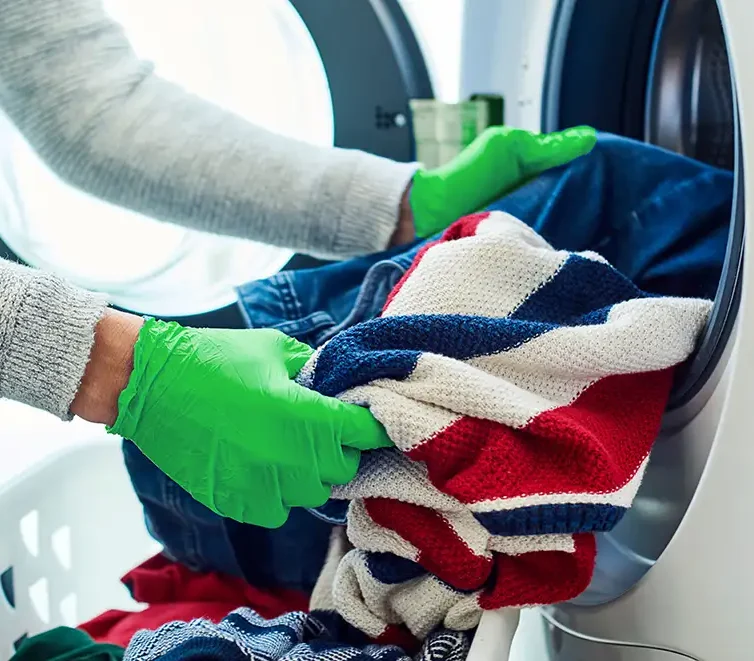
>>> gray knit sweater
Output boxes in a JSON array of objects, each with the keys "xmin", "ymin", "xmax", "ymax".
[{"xmin": 0, "ymin": 0, "xmax": 417, "ymax": 420}]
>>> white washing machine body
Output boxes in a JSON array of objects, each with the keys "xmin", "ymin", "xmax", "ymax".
[{"xmin": 460, "ymin": 1, "xmax": 751, "ymax": 659}]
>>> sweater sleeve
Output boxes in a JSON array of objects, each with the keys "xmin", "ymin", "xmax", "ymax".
[
  {"xmin": 0, "ymin": 0, "xmax": 418, "ymax": 260},
  {"xmin": 0, "ymin": 259, "xmax": 106, "ymax": 420}
]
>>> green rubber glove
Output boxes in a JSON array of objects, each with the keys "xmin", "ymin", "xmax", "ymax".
[
  {"xmin": 410, "ymin": 125, "xmax": 597, "ymax": 238},
  {"xmin": 109, "ymin": 319, "xmax": 392, "ymax": 528}
]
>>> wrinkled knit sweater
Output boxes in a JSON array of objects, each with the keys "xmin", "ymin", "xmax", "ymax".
[
  {"xmin": 0, "ymin": 0, "xmax": 415, "ymax": 419},
  {"xmin": 298, "ymin": 211, "xmax": 711, "ymax": 641}
]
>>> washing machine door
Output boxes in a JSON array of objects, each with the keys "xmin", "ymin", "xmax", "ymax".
[
  {"xmin": 538, "ymin": 0, "xmax": 752, "ymax": 659},
  {"xmin": 0, "ymin": 0, "xmax": 432, "ymax": 324}
]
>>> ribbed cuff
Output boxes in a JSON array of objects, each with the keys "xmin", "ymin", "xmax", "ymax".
[
  {"xmin": 0, "ymin": 262, "xmax": 107, "ymax": 420},
  {"xmin": 315, "ymin": 151, "xmax": 418, "ymax": 258}
]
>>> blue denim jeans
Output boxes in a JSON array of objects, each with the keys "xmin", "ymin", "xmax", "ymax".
[
  {"xmin": 490, "ymin": 132, "xmax": 732, "ymax": 300},
  {"xmin": 122, "ymin": 133, "xmax": 733, "ymax": 590},
  {"xmin": 236, "ymin": 239, "xmax": 424, "ymax": 346}
]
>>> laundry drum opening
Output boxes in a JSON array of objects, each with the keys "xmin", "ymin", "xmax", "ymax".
[
  {"xmin": 543, "ymin": 0, "xmax": 742, "ymax": 410},
  {"xmin": 542, "ymin": 0, "xmax": 743, "ymax": 605}
]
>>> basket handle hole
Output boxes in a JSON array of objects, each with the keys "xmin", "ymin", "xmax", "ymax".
[
  {"xmin": 28, "ymin": 578, "xmax": 49, "ymax": 624},
  {"xmin": 52, "ymin": 526, "xmax": 72, "ymax": 570},
  {"xmin": 60, "ymin": 593, "xmax": 77, "ymax": 626},
  {"xmin": 20, "ymin": 510, "xmax": 39, "ymax": 558}
]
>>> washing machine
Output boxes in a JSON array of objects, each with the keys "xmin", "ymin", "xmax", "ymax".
[
  {"xmin": 462, "ymin": 1, "xmax": 749, "ymax": 659},
  {"xmin": 0, "ymin": 1, "xmax": 750, "ymax": 659}
]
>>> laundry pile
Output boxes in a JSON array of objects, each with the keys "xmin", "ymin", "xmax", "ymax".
[
  {"xmin": 78, "ymin": 553, "xmax": 309, "ymax": 648},
  {"xmin": 298, "ymin": 210, "xmax": 711, "ymax": 640},
  {"xmin": 11, "ymin": 544, "xmax": 472, "ymax": 661},
  {"xmin": 124, "ymin": 608, "xmax": 468, "ymax": 661},
  {"xmin": 114, "ymin": 132, "xmax": 731, "ymax": 649},
  {"xmin": 17, "ymin": 619, "xmax": 468, "ymax": 661},
  {"xmin": 10, "ymin": 554, "xmax": 308, "ymax": 661}
]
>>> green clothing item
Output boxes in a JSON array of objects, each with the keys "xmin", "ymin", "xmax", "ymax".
[
  {"xmin": 410, "ymin": 125, "xmax": 597, "ymax": 238},
  {"xmin": 11, "ymin": 627, "xmax": 123, "ymax": 660},
  {"xmin": 109, "ymin": 320, "xmax": 392, "ymax": 528}
]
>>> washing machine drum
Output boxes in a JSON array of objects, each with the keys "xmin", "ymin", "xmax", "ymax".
[
  {"xmin": 645, "ymin": 0, "xmax": 735, "ymax": 170},
  {"xmin": 542, "ymin": 0, "xmax": 743, "ymax": 606},
  {"xmin": 546, "ymin": 0, "xmax": 735, "ymax": 168}
]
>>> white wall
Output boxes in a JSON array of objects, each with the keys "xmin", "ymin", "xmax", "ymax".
[{"xmin": 458, "ymin": 0, "xmax": 556, "ymax": 131}]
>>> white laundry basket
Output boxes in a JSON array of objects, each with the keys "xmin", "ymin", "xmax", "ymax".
[
  {"xmin": 0, "ymin": 441, "xmax": 157, "ymax": 660},
  {"xmin": 0, "ymin": 441, "xmax": 544, "ymax": 661}
]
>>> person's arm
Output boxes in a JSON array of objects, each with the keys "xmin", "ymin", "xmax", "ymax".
[
  {"xmin": 1, "ymin": 256, "xmax": 391, "ymax": 528},
  {"xmin": 0, "ymin": 258, "xmax": 108, "ymax": 419},
  {"xmin": 0, "ymin": 0, "xmax": 417, "ymax": 260}
]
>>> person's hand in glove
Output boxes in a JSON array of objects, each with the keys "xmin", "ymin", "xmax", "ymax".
[
  {"xmin": 72, "ymin": 312, "xmax": 391, "ymax": 528},
  {"xmin": 391, "ymin": 125, "xmax": 597, "ymax": 244}
]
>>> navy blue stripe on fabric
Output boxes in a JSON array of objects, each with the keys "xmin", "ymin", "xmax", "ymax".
[
  {"xmin": 308, "ymin": 610, "xmax": 372, "ymax": 648},
  {"xmin": 365, "ymin": 552, "xmax": 425, "ymax": 584},
  {"xmin": 312, "ymin": 311, "xmax": 605, "ymax": 397},
  {"xmin": 364, "ymin": 552, "xmax": 477, "ymax": 595},
  {"xmin": 153, "ymin": 636, "xmax": 253, "ymax": 661},
  {"xmin": 511, "ymin": 254, "xmax": 646, "ymax": 324},
  {"xmin": 311, "ymin": 254, "xmax": 646, "ymax": 397},
  {"xmin": 304, "ymin": 640, "xmax": 406, "ymax": 661},
  {"xmin": 474, "ymin": 503, "xmax": 627, "ymax": 536},
  {"xmin": 224, "ymin": 613, "xmax": 302, "ymax": 642},
  {"xmin": 311, "ymin": 316, "xmax": 553, "ymax": 396}
]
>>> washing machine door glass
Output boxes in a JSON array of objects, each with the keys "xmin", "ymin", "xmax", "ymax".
[{"xmin": 0, "ymin": 0, "xmax": 332, "ymax": 316}]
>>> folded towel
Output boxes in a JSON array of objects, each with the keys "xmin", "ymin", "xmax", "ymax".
[{"xmin": 298, "ymin": 211, "xmax": 711, "ymax": 640}]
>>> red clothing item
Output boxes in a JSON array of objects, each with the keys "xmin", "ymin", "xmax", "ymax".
[{"xmin": 79, "ymin": 554, "xmax": 309, "ymax": 648}]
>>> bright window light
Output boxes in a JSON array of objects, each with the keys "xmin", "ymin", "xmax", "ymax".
[
  {"xmin": 400, "ymin": 0, "xmax": 465, "ymax": 102},
  {"xmin": 0, "ymin": 0, "xmax": 333, "ymax": 316}
]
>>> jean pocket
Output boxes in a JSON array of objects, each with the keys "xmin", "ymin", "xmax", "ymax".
[{"xmin": 270, "ymin": 311, "xmax": 338, "ymax": 347}]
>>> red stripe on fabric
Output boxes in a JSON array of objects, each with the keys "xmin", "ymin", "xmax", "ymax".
[
  {"xmin": 440, "ymin": 212, "xmax": 492, "ymax": 241},
  {"xmin": 365, "ymin": 498, "xmax": 493, "ymax": 591},
  {"xmin": 381, "ymin": 212, "xmax": 491, "ymax": 313},
  {"xmin": 408, "ymin": 369, "xmax": 674, "ymax": 503},
  {"xmin": 478, "ymin": 534, "xmax": 596, "ymax": 609},
  {"xmin": 376, "ymin": 625, "xmax": 420, "ymax": 653}
]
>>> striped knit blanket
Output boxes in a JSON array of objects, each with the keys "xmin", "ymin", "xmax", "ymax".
[
  {"xmin": 125, "ymin": 608, "xmax": 469, "ymax": 661},
  {"xmin": 297, "ymin": 211, "xmax": 711, "ymax": 641}
]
